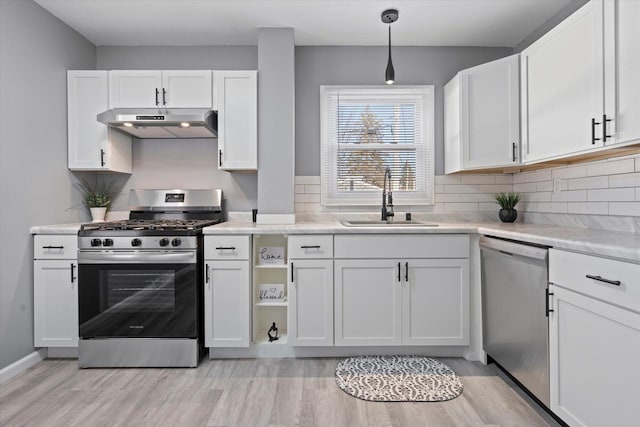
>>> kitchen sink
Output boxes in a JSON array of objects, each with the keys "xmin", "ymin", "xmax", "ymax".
[{"xmin": 340, "ymin": 220, "xmax": 438, "ymax": 227}]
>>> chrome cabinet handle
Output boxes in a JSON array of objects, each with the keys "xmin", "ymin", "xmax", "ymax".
[
  {"xmin": 219, "ymin": 150, "xmax": 223, "ymax": 167},
  {"xmin": 162, "ymin": 88, "xmax": 167, "ymax": 106},
  {"xmin": 586, "ymin": 274, "xmax": 621, "ymax": 287},
  {"xmin": 100, "ymin": 149, "xmax": 105, "ymax": 167},
  {"xmin": 70, "ymin": 263, "xmax": 76, "ymax": 283},
  {"xmin": 290, "ymin": 262, "xmax": 294, "ymax": 283},
  {"xmin": 42, "ymin": 245, "xmax": 64, "ymax": 249},
  {"xmin": 215, "ymin": 246, "xmax": 236, "ymax": 250},
  {"xmin": 205, "ymin": 263, "xmax": 210, "ymax": 284},
  {"xmin": 155, "ymin": 88, "xmax": 159, "ymax": 106},
  {"xmin": 397, "ymin": 262, "xmax": 401, "ymax": 282},
  {"xmin": 300, "ymin": 245, "xmax": 321, "ymax": 249},
  {"xmin": 512, "ymin": 142, "xmax": 517, "ymax": 162}
]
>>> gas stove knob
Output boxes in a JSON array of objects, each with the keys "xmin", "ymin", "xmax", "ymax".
[
  {"xmin": 131, "ymin": 238, "xmax": 142, "ymax": 247},
  {"xmin": 90, "ymin": 238, "xmax": 102, "ymax": 247},
  {"xmin": 103, "ymin": 239, "xmax": 114, "ymax": 247},
  {"xmin": 159, "ymin": 238, "xmax": 170, "ymax": 247},
  {"xmin": 171, "ymin": 238, "xmax": 181, "ymax": 247}
]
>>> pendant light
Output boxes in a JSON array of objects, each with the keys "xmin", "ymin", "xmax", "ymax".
[{"xmin": 381, "ymin": 9, "xmax": 399, "ymax": 85}]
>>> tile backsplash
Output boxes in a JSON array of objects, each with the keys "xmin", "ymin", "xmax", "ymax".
[{"xmin": 295, "ymin": 153, "xmax": 640, "ymax": 232}]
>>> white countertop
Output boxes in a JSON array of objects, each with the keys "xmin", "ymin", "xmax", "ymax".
[{"xmin": 30, "ymin": 220, "xmax": 640, "ymax": 263}]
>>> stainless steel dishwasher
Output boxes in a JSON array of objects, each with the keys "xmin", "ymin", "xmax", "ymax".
[{"xmin": 480, "ymin": 235, "xmax": 550, "ymax": 407}]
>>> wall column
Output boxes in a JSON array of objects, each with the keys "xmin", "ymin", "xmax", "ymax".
[{"xmin": 257, "ymin": 28, "xmax": 295, "ymax": 224}]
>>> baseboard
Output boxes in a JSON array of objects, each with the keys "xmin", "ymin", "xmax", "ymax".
[
  {"xmin": 210, "ymin": 345, "xmax": 468, "ymax": 359},
  {"xmin": 0, "ymin": 348, "xmax": 46, "ymax": 384},
  {"xmin": 256, "ymin": 213, "xmax": 296, "ymax": 225}
]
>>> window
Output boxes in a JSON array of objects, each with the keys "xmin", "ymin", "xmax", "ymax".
[{"xmin": 320, "ymin": 86, "xmax": 434, "ymax": 206}]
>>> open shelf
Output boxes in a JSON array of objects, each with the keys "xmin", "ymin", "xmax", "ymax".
[
  {"xmin": 254, "ymin": 264, "xmax": 288, "ymax": 270},
  {"xmin": 253, "ymin": 234, "xmax": 289, "ymax": 347},
  {"xmin": 255, "ymin": 301, "xmax": 288, "ymax": 307}
]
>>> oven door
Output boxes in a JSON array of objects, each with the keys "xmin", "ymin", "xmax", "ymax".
[{"xmin": 78, "ymin": 250, "xmax": 198, "ymax": 339}]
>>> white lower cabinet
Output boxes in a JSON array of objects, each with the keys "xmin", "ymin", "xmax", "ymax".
[
  {"xmin": 334, "ymin": 234, "xmax": 470, "ymax": 347},
  {"xmin": 288, "ymin": 259, "xmax": 334, "ymax": 346},
  {"xmin": 549, "ymin": 285, "xmax": 640, "ymax": 426},
  {"xmin": 335, "ymin": 260, "xmax": 403, "ymax": 346},
  {"xmin": 204, "ymin": 236, "xmax": 251, "ymax": 348},
  {"xmin": 403, "ymin": 259, "xmax": 469, "ymax": 345},
  {"xmin": 549, "ymin": 249, "xmax": 640, "ymax": 426},
  {"xmin": 33, "ymin": 235, "xmax": 79, "ymax": 348}
]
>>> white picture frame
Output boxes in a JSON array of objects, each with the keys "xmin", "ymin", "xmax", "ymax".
[{"xmin": 257, "ymin": 246, "xmax": 285, "ymax": 265}]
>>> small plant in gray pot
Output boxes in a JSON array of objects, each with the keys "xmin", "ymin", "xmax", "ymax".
[
  {"xmin": 75, "ymin": 179, "xmax": 117, "ymax": 222},
  {"xmin": 494, "ymin": 192, "xmax": 520, "ymax": 223}
]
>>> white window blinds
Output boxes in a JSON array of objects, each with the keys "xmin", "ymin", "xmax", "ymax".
[{"xmin": 320, "ymin": 86, "xmax": 435, "ymax": 206}]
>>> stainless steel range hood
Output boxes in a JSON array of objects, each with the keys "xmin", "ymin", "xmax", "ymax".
[{"xmin": 97, "ymin": 108, "xmax": 217, "ymax": 139}]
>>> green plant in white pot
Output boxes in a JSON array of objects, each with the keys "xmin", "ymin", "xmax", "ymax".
[
  {"xmin": 494, "ymin": 192, "xmax": 520, "ymax": 223},
  {"xmin": 76, "ymin": 179, "xmax": 116, "ymax": 222}
]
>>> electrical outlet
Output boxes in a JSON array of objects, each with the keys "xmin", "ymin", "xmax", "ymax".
[{"xmin": 553, "ymin": 179, "xmax": 563, "ymax": 194}]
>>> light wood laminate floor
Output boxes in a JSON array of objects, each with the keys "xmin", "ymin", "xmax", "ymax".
[{"xmin": 0, "ymin": 357, "xmax": 560, "ymax": 427}]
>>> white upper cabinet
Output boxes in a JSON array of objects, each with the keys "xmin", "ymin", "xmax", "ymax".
[
  {"xmin": 521, "ymin": 0, "xmax": 605, "ymax": 163},
  {"xmin": 162, "ymin": 70, "xmax": 212, "ymax": 108},
  {"xmin": 108, "ymin": 70, "xmax": 162, "ymax": 108},
  {"xmin": 445, "ymin": 54, "xmax": 520, "ymax": 173},
  {"xmin": 604, "ymin": 0, "xmax": 640, "ymax": 147},
  {"xmin": 214, "ymin": 70, "xmax": 258, "ymax": 171},
  {"xmin": 109, "ymin": 70, "xmax": 212, "ymax": 108},
  {"xmin": 67, "ymin": 70, "xmax": 132, "ymax": 173}
]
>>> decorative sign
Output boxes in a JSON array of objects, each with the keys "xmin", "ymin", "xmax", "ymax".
[
  {"xmin": 258, "ymin": 246, "xmax": 285, "ymax": 265},
  {"xmin": 258, "ymin": 284, "xmax": 285, "ymax": 303}
]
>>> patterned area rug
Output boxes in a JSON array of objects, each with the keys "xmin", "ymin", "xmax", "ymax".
[{"xmin": 335, "ymin": 356, "xmax": 464, "ymax": 402}]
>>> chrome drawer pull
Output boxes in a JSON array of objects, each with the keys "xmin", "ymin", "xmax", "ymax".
[{"xmin": 586, "ymin": 274, "xmax": 621, "ymax": 287}]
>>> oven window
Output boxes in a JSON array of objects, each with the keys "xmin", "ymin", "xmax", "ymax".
[{"xmin": 105, "ymin": 270, "xmax": 175, "ymax": 313}]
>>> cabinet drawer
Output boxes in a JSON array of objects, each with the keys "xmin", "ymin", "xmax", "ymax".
[
  {"xmin": 288, "ymin": 235, "xmax": 333, "ymax": 259},
  {"xmin": 34, "ymin": 235, "xmax": 78, "ymax": 260},
  {"xmin": 334, "ymin": 234, "xmax": 469, "ymax": 259},
  {"xmin": 549, "ymin": 249, "xmax": 640, "ymax": 313},
  {"xmin": 205, "ymin": 235, "xmax": 250, "ymax": 260}
]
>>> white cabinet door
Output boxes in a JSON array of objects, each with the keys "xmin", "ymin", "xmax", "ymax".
[
  {"xmin": 521, "ymin": 0, "xmax": 604, "ymax": 162},
  {"xmin": 288, "ymin": 259, "xmax": 333, "ymax": 346},
  {"xmin": 604, "ymin": 0, "xmax": 640, "ymax": 146},
  {"xmin": 460, "ymin": 54, "xmax": 520, "ymax": 168},
  {"xmin": 67, "ymin": 71, "xmax": 132, "ymax": 173},
  {"xmin": 549, "ymin": 285, "xmax": 640, "ymax": 427},
  {"xmin": 334, "ymin": 260, "xmax": 402, "ymax": 346},
  {"xmin": 204, "ymin": 260, "xmax": 250, "ymax": 348},
  {"xmin": 162, "ymin": 70, "xmax": 212, "ymax": 108},
  {"xmin": 33, "ymin": 260, "xmax": 78, "ymax": 348},
  {"xmin": 403, "ymin": 259, "xmax": 469, "ymax": 346},
  {"xmin": 215, "ymin": 71, "xmax": 258, "ymax": 171},
  {"xmin": 109, "ymin": 70, "xmax": 162, "ymax": 108}
]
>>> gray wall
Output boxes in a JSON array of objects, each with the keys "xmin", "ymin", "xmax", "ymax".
[
  {"xmin": 96, "ymin": 46, "xmax": 259, "ymax": 212},
  {"xmin": 0, "ymin": 0, "xmax": 96, "ymax": 369},
  {"xmin": 514, "ymin": 0, "xmax": 589, "ymax": 52},
  {"xmin": 295, "ymin": 46, "xmax": 513, "ymax": 176}
]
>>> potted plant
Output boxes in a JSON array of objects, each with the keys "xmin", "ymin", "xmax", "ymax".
[
  {"xmin": 76, "ymin": 179, "xmax": 117, "ymax": 222},
  {"xmin": 494, "ymin": 192, "xmax": 520, "ymax": 223}
]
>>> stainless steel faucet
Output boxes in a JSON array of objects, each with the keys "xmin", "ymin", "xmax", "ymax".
[{"xmin": 381, "ymin": 167, "xmax": 394, "ymax": 222}]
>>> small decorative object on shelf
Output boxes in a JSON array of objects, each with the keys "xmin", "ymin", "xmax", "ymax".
[
  {"xmin": 494, "ymin": 192, "xmax": 520, "ymax": 223},
  {"xmin": 267, "ymin": 322, "xmax": 279, "ymax": 342},
  {"xmin": 258, "ymin": 284, "xmax": 285, "ymax": 303},
  {"xmin": 258, "ymin": 246, "xmax": 285, "ymax": 265}
]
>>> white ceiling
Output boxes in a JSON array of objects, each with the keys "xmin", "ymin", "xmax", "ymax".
[{"xmin": 34, "ymin": 0, "xmax": 573, "ymax": 47}]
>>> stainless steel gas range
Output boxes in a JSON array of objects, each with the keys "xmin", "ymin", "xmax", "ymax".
[{"xmin": 77, "ymin": 189, "xmax": 224, "ymax": 368}]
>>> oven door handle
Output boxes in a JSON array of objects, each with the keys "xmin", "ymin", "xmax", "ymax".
[{"xmin": 78, "ymin": 250, "xmax": 197, "ymax": 264}]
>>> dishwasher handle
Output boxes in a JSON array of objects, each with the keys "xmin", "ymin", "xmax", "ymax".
[{"xmin": 480, "ymin": 236, "xmax": 548, "ymax": 261}]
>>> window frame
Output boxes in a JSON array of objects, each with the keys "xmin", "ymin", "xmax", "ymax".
[{"xmin": 320, "ymin": 85, "xmax": 435, "ymax": 207}]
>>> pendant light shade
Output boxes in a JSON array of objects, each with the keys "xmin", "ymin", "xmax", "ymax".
[{"xmin": 381, "ymin": 9, "xmax": 398, "ymax": 85}]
